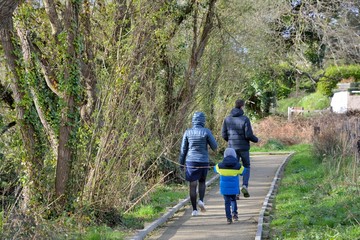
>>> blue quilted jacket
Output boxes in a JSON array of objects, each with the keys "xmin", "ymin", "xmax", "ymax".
[
  {"xmin": 221, "ymin": 108, "xmax": 258, "ymax": 151},
  {"xmin": 179, "ymin": 112, "xmax": 218, "ymax": 165}
]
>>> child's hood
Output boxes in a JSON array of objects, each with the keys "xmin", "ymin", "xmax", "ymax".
[
  {"xmin": 218, "ymin": 156, "xmax": 241, "ymax": 169},
  {"xmin": 224, "ymin": 148, "xmax": 237, "ymax": 158}
]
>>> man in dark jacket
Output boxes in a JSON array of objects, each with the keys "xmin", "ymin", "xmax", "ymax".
[{"xmin": 221, "ymin": 99, "xmax": 259, "ymax": 198}]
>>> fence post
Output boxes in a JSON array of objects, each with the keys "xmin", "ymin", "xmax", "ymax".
[{"xmin": 288, "ymin": 107, "xmax": 293, "ymax": 121}]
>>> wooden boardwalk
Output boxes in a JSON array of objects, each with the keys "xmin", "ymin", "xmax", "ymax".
[{"xmin": 128, "ymin": 154, "xmax": 291, "ymax": 240}]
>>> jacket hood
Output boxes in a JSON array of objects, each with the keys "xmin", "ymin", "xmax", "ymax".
[
  {"xmin": 219, "ymin": 155, "xmax": 240, "ymax": 169},
  {"xmin": 230, "ymin": 108, "xmax": 244, "ymax": 117},
  {"xmin": 224, "ymin": 148, "xmax": 237, "ymax": 158},
  {"xmin": 192, "ymin": 111, "xmax": 206, "ymax": 127}
]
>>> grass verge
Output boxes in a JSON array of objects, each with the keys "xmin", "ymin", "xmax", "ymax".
[
  {"xmin": 69, "ymin": 184, "xmax": 188, "ymax": 240},
  {"xmin": 269, "ymin": 144, "xmax": 360, "ymax": 239}
]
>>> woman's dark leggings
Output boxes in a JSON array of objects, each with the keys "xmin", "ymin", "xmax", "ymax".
[{"xmin": 189, "ymin": 180, "xmax": 206, "ymax": 210}]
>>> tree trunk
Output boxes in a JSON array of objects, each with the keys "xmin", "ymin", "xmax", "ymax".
[
  {"xmin": 0, "ymin": 9, "xmax": 43, "ymax": 210},
  {"xmin": 178, "ymin": 0, "xmax": 217, "ymax": 107},
  {"xmin": 55, "ymin": 0, "xmax": 80, "ymax": 201},
  {"xmin": 0, "ymin": 0, "xmax": 19, "ymax": 22},
  {"xmin": 56, "ymin": 95, "xmax": 75, "ymax": 199}
]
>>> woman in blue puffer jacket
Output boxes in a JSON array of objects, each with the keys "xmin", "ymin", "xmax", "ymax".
[{"xmin": 179, "ymin": 111, "xmax": 218, "ymax": 216}]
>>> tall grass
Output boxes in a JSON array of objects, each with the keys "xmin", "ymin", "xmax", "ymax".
[{"xmin": 312, "ymin": 112, "xmax": 360, "ymax": 185}]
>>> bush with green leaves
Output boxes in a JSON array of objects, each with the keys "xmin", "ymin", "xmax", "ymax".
[{"xmin": 317, "ymin": 65, "xmax": 360, "ymax": 96}]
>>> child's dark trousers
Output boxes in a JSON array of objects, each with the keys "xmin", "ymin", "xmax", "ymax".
[{"xmin": 223, "ymin": 194, "xmax": 238, "ymax": 219}]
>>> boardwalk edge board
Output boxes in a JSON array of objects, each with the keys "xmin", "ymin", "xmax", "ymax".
[{"xmin": 255, "ymin": 152, "xmax": 295, "ymax": 240}]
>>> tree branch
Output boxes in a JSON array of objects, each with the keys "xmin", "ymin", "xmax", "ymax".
[
  {"xmin": 79, "ymin": 0, "xmax": 98, "ymax": 123},
  {"xmin": 16, "ymin": 27, "xmax": 59, "ymax": 157},
  {"xmin": 43, "ymin": 0, "xmax": 63, "ymax": 37},
  {"xmin": 31, "ymin": 41, "xmax": 63, "ymax": 97},
  {"xmin": 178, "ymin": 0, "xmax": 217, "ymax": 104},
  {"xmin": 0, "ymin": 121, "xmax": 16, "ymax": 135}
]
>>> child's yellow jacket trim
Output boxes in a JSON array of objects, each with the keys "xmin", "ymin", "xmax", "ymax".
[{"xmin": 215, "ymin": 165, "xmax": 244, "ymax": 176}]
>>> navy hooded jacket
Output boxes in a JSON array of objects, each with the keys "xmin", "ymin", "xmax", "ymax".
[
  {"xmin": 214, "ymin": 148, "xmax": 244, "ymax": 195},
  {"xmin": 221, "ymin": 108, "xmax": 258, "ymax": 151},
  {"xmin": 179, "ymin": 112, "xmax": 218, "ymax": 165}
]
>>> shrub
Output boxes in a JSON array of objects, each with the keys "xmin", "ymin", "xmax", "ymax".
[
  {"xmin": 312, "ymin": 112, "xmax": 360, "ymax": 182},
  {"xmin": 317, "ymin": 65, "xmax": 360, "ymax": 96},
  {"xmin": 254, "ymin": 112, "xmax": 359, "ymax": 183},
  {"xmin": 253, "ymin": 116, "xmax": 313, "ymax": 146}
]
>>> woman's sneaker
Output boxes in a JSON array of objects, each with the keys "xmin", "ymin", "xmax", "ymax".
[
  {"xmin": 198, "ymin": 200, "xmax": 206, "ymax": 212},
  {"xmin": 227, "ymin": 218, "xmax": 232, "ymax": 224},
  {"xmin": 191, "ymin": 210, "xmax": 199, "ymax": 216}
]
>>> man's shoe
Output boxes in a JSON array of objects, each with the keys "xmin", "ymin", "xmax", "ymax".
[
  {"xmin": 236, "ymin": 194, "xmax": 240, "ymax": 200},
  {"xmin": 241, "ymin": 186, "xmax": 250, "ymax": 198},
  {"xmin": 191, "ymin": 210, "xmax": 199, "ymax": 216},
  {"xmin": 227, "ymin": 218, "xmax": 232, "ymax": 224},
  {"xmin": 233, "ymin": 214, "xmax": 239, "ymax": 221},
  {"xmin": 198, "ymin": 200, "xmax": 206, "ymax": 212}
]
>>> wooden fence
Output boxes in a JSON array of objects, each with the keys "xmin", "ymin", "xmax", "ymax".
[{"xmin": 287, "ymin": 106, "xmax": 331, "ymax": 121}]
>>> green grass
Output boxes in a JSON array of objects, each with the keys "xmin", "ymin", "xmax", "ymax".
[
  {"xmin": 251, "ymin": 141, "xmax": 308, "ymax": 153},
  {"xmin": 76, "ymin": 226, "xmax": 126, "ymax": 240},
  {"xmin": 275, "ymin": 92, "xmax": 330, "ymax": 116},
  {"xmin": 276, "ymin": 97, "xmax": 302, "ymax": 116},
  {"xmin": 62, "ymin": 184, "xmax": 188, "ymax": 240},
  {"xmin": 270, "ymin": 144, "xmax": 360, "ymax": 239},
  {"xmin": 298, "ymin": 91, "xmax": 330, "ymax": 110},
  {"xmin": 122, "ymin": 184, "xmax": 187, "ymax": 230}
]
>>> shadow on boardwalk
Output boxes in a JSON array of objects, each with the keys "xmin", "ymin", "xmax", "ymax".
[{"xmin": 129, "ymin": 154, "xmax": 292, "ymax": 240}]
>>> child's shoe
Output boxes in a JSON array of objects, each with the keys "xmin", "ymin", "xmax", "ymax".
[{"xmin": 227, "ymin": 218, "xmax": 232, "ymax": 224}]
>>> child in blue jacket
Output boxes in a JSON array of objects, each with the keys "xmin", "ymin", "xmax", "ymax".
[{"xmin": 214, "ymin": 148, "xmax": 244, "ymax": 224}]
